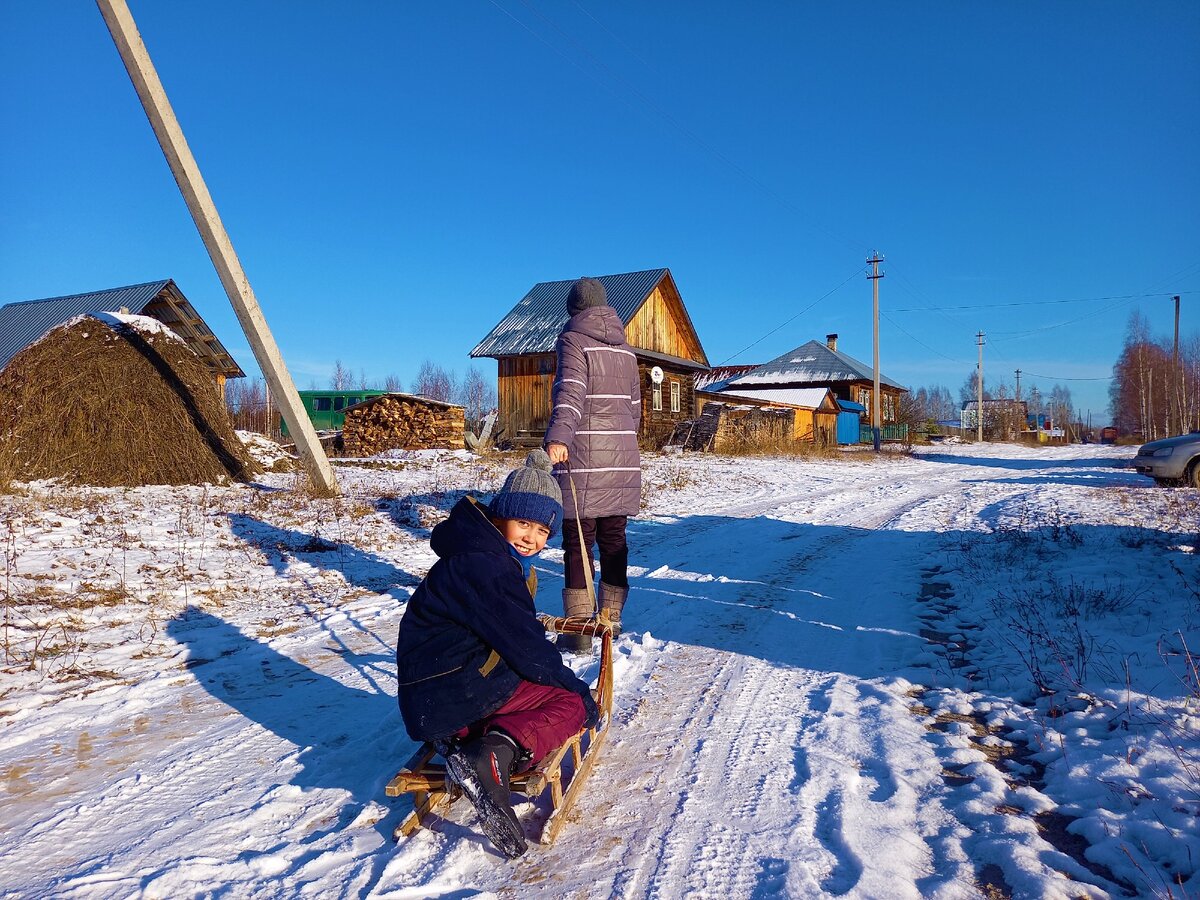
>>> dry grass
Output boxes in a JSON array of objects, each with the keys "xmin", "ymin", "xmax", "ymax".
[{"xmin": 0, "ymin": 316, "xmax": 258, "ymax": 488}]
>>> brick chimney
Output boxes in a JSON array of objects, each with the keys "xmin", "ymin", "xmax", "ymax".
[{"xmin": 826, "ymin": 333, "xmax": 838, "ymax": 351}]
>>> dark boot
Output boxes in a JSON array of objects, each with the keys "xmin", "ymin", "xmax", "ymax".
[
  {"xmin": 598, "ymin": 583, "xmax": 628, "ymax": 638},
  {"xmin": 560, "ymin": 587, "xmax": 594, "ymax": 655},
  {"xmin": 443, "ymin": 731, "xmax": 527, "ymax": 859}
]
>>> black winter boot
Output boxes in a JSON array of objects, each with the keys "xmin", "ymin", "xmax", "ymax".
[{"xmin": 444, "ymin": 731, "xmax": 527, "ymax": 859}]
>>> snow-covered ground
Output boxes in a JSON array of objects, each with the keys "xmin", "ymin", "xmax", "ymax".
[{"xmin": 0, "ymin": 441, "xmax": 1196, "ymax": 899}]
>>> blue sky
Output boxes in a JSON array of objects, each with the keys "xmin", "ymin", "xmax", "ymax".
[{"xmin": 3, "ymin": 2, "xmax": 1198, "ymax": 422}]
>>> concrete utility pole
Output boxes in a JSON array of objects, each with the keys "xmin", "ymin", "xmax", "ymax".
[
  {"xmin": 1173, "ymin": 295, "xmax": 1182, "ymax": 434},
  {"xmin": 95, "ymin": 0, "xmax": 339, "ymax": 496},
  {"xmin": 867, "ymin": 252, "xmax": 884, "ymax": 452},
  {"xmin": 1014, "ymin": 369, "xmax": 1022, "ymax": 401},
  {"xmin": 976, "ymin": 331, "xmax": 986, "ymax": 443}
]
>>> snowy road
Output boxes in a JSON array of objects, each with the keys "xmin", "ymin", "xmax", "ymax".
[{"xmin": 2, "ymin": 442, "xmax": 1190, "ymax": 899}]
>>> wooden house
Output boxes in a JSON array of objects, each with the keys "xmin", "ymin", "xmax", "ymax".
[
  {"xmin": 0, "ymin": 279, "xmax": 245, "ymax": 391},
  {"xmin": 471, "ymin": 269, "xmax": 710, "ymax": 448},
  {"xmin": 715, "ymin": 334, "xmax": 908, "ymax": 437}
]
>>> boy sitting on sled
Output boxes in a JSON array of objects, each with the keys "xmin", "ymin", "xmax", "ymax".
[{"xmin": 396, "ymin": 449, "xmax": 600, "ymax": 859}]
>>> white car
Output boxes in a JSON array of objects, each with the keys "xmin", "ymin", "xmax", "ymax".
[{"xmin": 1133, "ymin": 431, "xmax": 1200, "ymax": 487}]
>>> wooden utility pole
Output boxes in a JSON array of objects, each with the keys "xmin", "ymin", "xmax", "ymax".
[
  {"xmin": 976, "ymin": 331, "xmax": 985, "ymax": 443},
  {"xmin": 95, "ymin": 0, "xmax": 339, "ymax": 496},
  {"xmin": 867, "ymin": 252, "xmax": 884, "ymax": 451}
]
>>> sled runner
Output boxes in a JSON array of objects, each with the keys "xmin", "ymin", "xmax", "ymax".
[{"xmin": 386, "ymin": 614, "xmax": 615, "ymax": 846}]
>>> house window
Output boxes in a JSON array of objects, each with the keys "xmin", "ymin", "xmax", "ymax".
[
  {"xmin": 652, "ymin": 383, "xmax": 662, "ymax": 411},
  {"xmin": 670, "ymin": 380, "xmax": 680, "ymax": 413},
  {"xmin": 858, "ymin": 389, "xmax": 870, "ymax": 415},
  {"xmin": 883, "ymin": 393, "xmax": 896, "ymax": 423}
]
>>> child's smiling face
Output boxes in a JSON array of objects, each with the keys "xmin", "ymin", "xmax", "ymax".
[{"xmin": 492, "ymin": 517, "xmax": 551, "ymax": 557}]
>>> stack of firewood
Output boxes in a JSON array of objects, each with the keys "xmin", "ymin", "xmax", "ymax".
[{"xmin": 342, "ymin": 396, "xmax": 465, "ymax": 456}]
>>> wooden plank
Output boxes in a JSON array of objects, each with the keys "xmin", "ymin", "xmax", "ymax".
[
  {"xmin": 394, "ymin": 787, "xmax": 455, "ymax": 840},
  {"xmin": 539, "ymin": 723, "xmax": 609, "ymax": 845}
]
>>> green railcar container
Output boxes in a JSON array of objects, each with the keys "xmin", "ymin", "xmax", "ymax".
[{"xmin": 279, "ymin": 390, "xmax": 388, "ymax": 436}]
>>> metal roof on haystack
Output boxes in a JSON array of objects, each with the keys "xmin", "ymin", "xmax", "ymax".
[
  {"xmin": 727, "ymin": 339, "xmax": 906, "ymax": 391},
  {"xmin": 471, "ymin": 268, "xmax": 686, "ymax": 359},
  {"xmin": 0, "ymin": 280, "xmax": 245, "ymax": 377}
]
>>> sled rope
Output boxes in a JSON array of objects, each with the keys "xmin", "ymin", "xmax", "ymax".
[{"xmin": 566, "ymin": 463, "xmax": 607, "ymax": 625}]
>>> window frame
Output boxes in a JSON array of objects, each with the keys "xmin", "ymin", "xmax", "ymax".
[{"xmin": 670, "ymin": 380, "xmax": 681, "ymax": 413}]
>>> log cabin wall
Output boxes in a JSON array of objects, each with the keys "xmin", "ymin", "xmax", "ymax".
[
  {"xmin": 638, "ymin": 361, "xmax": 696, "ymax": 449},
  {"xmin": 625, "ymin": 285, "xmax": 705, "ymax": 362},
  {"xmin": 497, "ymin": 354, "xmax": 556, "ymax": 440}
]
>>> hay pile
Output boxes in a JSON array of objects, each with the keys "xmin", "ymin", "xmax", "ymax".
[{"xmin": 0, "ymin": 314, "xmax": 259, "ymax": 487}]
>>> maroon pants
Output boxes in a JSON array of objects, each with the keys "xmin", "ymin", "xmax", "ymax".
[{"xmin": 456, "ymin": 680, "xmax": 585, "ymax": 765}]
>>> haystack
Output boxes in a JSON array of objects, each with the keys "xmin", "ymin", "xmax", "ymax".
[{"xmin": 0, "ymin": 313, "xmax": 259, "ymax": 487}]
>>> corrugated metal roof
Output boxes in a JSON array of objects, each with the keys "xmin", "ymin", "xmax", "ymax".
[
  {"xmin": 727, "ymin": 339, "xmax": 906, "ymax": 391},
  {"xmin": 701, "ymin": 386, "xmax": 836, "ymax": 409},
  {"xmin": 0, "ymin": 280, "xmax": 170, "ymax": 371},
  {"xmin": 470, "ymin": 269, "xmax": 669, "ymax": 358},
  {"xmin": 694, "ymin": 364, "xmax": 761, "ymax": 392}
]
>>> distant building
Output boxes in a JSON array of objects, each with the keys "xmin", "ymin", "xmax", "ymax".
[
  {"xmin": 961, "ymin": 398, "xmax": 1028, "ymax": 440},
  {"xmin": 701, "ymin": 333, "xmax": 908, "ymax": 441}
]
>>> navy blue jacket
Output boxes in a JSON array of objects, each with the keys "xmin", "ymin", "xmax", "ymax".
[{"xmin": 396, "ymin": 497, "xmax": 594, "ymax": 742}]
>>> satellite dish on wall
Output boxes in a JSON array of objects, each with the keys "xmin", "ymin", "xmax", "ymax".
[{"xmin": 650, "ymin": 366, "xmax": 664, "ymax": 384}]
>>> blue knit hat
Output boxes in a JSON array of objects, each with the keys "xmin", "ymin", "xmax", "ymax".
[{"xmin": 489, "ymin": 449, "xmax": 564, "ymax": 536}]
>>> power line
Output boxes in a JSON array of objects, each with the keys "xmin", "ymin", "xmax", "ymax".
[
  {"xmin": 715, "ymin": 268, "xmax": 864, "ymax": 365},
  {"xmin": 889, "ymin": 289, "xmax": 1196, "ymax": 314},
  {"xmin": 487, "ymin": 0, "xmax": 869, "ymax": 255},
  {"xmin": 1019, "ymin": 371, "xmax": 1113, "ymax": 382},
  {"xmin": 880, "ymin": 311, "xmax": 971, "ymax": 365}
]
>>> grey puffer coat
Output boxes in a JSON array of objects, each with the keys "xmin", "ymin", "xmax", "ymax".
[{"xmin": 544, "ymin": 305, "xmax": 642, "ymax": 519}]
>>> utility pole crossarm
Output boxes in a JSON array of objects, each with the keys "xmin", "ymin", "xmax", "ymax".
[{"xmin": 95, "ymin": 0, "xmax": 339, "ymax": 496}]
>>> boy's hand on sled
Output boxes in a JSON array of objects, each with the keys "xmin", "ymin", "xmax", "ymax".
[{"xmin": 581, "ymin": 691, "xmax": 600, "ymax": 729}]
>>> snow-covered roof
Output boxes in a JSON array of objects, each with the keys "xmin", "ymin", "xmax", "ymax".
[
  {"xmin": 693, "ymin": 364, "xmax": 760, "ymax": 392},
  {"xmin": 728, "ymin": 339, "xmax": 906, "ymax": 391},
  {"xmin": 700, "ymin": 386, "xmax": 835, "ymax": 409}
]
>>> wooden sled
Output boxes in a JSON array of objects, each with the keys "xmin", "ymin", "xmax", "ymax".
[{"xmin": 386, "ymin": 614, "xmax": 615, "ymax": 845}]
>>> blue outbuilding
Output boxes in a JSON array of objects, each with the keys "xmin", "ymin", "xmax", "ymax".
[{"xmin": 837, "ymin": 399, "xmax": 865, "ymax": 444}]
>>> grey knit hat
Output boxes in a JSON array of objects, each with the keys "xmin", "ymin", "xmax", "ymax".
[
  {"xmin": 567, "ymin": 277, "xmax": 608, "ymax": 316},
  {"xmin": 489, "ymin": 449, "xmax": 564, "ymax": 536}
]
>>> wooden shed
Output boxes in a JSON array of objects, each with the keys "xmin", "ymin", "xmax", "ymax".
[
  {"xmin": 694, "ymin": 386, "xmax": 840, "ymax": 447},
  {"xmin": 341, "ymin": 393, "xmax": 465, "ymax": 456},
  {"xmin": 470, "ymin": 269, "xmax": 710, "ymax": 448},
  {"xmin": 0, "ymin": 279, "xmax": 245, "ymax": 392}
]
